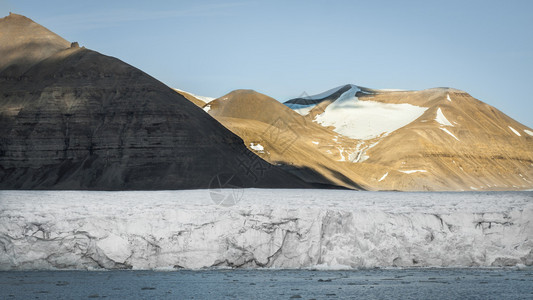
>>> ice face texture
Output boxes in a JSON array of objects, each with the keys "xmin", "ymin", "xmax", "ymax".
[{"xmin": 0, "ymin": 190, "xmax": 532, "ymax": 270}]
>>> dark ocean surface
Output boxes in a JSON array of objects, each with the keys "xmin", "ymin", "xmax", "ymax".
[{"xmin": 1, "ymin": 268, "xmax": 532, "ymax": 299}]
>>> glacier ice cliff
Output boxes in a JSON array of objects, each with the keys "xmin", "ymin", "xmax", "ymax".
[{"xmin": 0, "ymin": 190, "xmax": 532, "ymax": 270}]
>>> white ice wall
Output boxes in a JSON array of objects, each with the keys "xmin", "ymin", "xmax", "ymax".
[{"xmin": 0, "ymin": 190, "xmax": 531, "ymax": 270}]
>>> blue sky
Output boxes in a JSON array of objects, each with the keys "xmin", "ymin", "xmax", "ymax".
[{"xmin": 1, "ymin": 0, "xmax": 532, "ymax": 128}]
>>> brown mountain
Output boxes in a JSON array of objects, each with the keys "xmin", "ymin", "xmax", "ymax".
[
  {"xmin": 204, "ymin": 89, "xmax": 371, "ymax": 189},
  {"xmin": 0, "ymin": 13, "xmax": 70, "ymax": 76},
  {"xmin": 0, "ymin": 14, "xmax": 311, "ymax": 190},
  {"xmin": 283, "ymin": 85, "xmax": 533, "ymax": 191},
  {"xmin": 193, "ymin": 84, "xmax": 533, "ymax": 191}
]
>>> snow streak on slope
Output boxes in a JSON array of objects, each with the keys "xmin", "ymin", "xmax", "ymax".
[
  {"xmin": 399, "ymin": 170, "xmax": 427, "ymax": 174},
  {"xmin": 509, "ymin": 126, "xmax": 521, "ymax": 137},
  {"xmin": 378, "ymin": 172, "xmax": 388, "ymax": 181},
  {"xmin": 440, "ymin": 127, "xmax": 460, "ymax": 141},
  {"xmin": 1, "ymin": 190, "xmax": 532, "ymax": 270},
  {"xmin": 314, "ymin": 86, "xmax": 428, "ymax": 140},
  {"xmin": 435, "ymin": 108, "xmax": 454, "ymax": 126}
]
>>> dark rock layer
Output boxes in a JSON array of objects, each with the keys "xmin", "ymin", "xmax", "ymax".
[{"xmin": 0, "ymin": 15, "xmax": 311, "ymax": 190}]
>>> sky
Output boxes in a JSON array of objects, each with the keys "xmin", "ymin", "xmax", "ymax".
[{"xmin": 1, "ymin": 0, "xmax": 532, "ymax": 128}]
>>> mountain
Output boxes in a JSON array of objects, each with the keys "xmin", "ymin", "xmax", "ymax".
[
  {"xmin": 204, "ymin": 89, "xmax": 372, "ymax": 189},
  {"xmin": 283, "ymin": 85, "xmax": 533, "ymax": 191},
  {"xmin": 0, "ymin": 13, "xmax": 71, "ymax": 76},
  {"xmin": 4, "ymin": 13, "xmax": 528, "ymax": 191},
  {"xmin": 0, "ymin": 14, "xmax": 311, "ymax": 190}
]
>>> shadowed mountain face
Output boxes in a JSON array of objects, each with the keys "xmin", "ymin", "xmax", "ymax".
[{"xmin": 0, "ymin": 14, "xmax": 311, "ymax": 190}]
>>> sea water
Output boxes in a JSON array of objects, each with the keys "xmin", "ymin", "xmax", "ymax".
[{"xmin": 0, "ymin": 268, "xmax": 532, "ymax": 299}]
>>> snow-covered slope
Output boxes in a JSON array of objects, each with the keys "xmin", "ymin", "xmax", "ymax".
[
  {"xmin": 313, "ymin": 86, "xmax": 427, "ymax": 140},
  {"xmin": 280, "ymin": 85, "xmax": 533, "ymax": 191},
  {"xmin": 1, "ymin": 190, "xmax": 531, "ymax": 270},
  {"xmin": 286, "ymin": 85, "xmax": 428, "ymax": 140}
]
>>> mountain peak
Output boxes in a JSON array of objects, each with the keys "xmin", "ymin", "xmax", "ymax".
[
  {"xmin": 0, "ymin": 13, "xmax": 49, "ymax": 32},
  {"xmin": 219, "ymin": 89, "xmax": 273, "ymax": 101},
  {"xmin": 2, "ymin": 12, "xmax": 33, "ymax": 23},
  {"xmin": 225, "ymin": 89, "xmax": 261, "ymax": 96},
  {"xmin": 0, "ymin": 13, "xmax": 70, "ymax": 76}
]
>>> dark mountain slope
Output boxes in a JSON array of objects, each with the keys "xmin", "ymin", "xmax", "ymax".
[{"xmin": 0, "ymin": 14, "xmax": 310, "ymax": 190}]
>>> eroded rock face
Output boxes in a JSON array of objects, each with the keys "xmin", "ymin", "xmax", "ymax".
[{"xmin": 0, "ymin": 14, "xmax": 309, "ymax": 189}]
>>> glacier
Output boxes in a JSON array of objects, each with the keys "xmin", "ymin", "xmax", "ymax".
[
  {"xmin": 0, "ymin": 190, "xmax": 532, "ymax": 270},
  {"xmin": 312, "ymin": 85, "xmax": 428, "ymax": 140}
]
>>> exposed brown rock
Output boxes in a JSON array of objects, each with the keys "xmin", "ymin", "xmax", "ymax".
[
  {"xmin": 205, "ymin": 90, "xmax": 370, "ymax": 189},
  {"xmin": 202, "ymin": 84, "xmax": 533, "ymax": 191},
  {"xmin": 351, "ymin": 89, "xmax": 533, "ymax": 191},
  {"xmin": 284, "ymin": 87, "xmax": 533, "ymax": 191}
]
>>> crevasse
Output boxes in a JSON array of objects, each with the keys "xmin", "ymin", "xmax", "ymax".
[{"xmin": 0, "ymin": 190, "xmax": 531, "ymax": 270}]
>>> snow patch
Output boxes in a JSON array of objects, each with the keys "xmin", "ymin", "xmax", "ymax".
[
  {"xmin": 509, "ymin": 126, "xmax": 521, "ymax": 136},
  {"xmin": 314, "ymin": 86, "xmax": 427, "ymax": 140},
  {"xmin": 337, "ymin": 146, "xmax": 348, "ymax": 162},
  {"xmin": 378, "ymin": 172, "xmax": 389, "ymax": 182},
  {"xmin": 524, "ymin": 129, "xmax": 533, "ymax": 136},
  {"xmin": 312, "ymin": 141, "xmax": 319, "ymax": 145},
  {"xmin": 399, "ymin": 170, "xmax": 427, "ymax": 174},
  {"xmin": 440, "ymin": 128, "xmax": 460, "ymax": 141},
  {"xmin": 250, "ymin": 143, "xmax": 264, "ymax": 152},
  {"xmin": 446, "ymin": 94, "xmax": 452, "ymax": 102},
  {"xmin": 203, "ymin": 104, "xmax": 211, "ymax": 113},
  {"xmin": 435, "ymin": 108, "xmax": 453, "ymax": 127}
]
